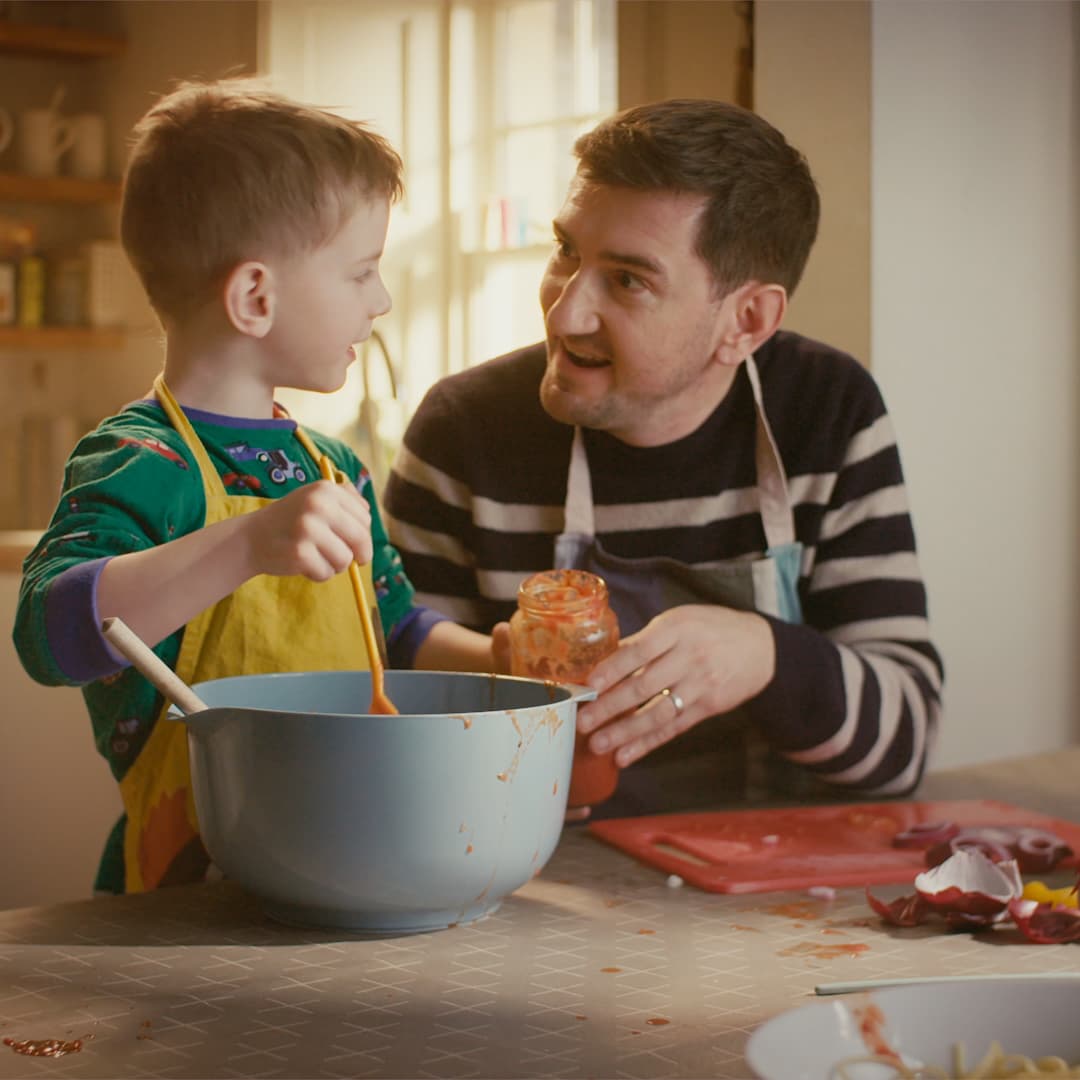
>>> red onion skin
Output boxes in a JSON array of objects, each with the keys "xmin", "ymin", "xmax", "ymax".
[
  {"xmin": 891, "ymin": 821, "xmax": 960, "ymax": 849},
  {"xmin": 917, "ymin": 884, "xmax": 1012, "ymax": 918},
  {"xmin": 923, "ymin": 826, "xmax": 1074, "ymax": 872},
  {"xmin": 925, "ymin": 835, "xmax": 1014, "ymax": 868},
  {"xmin": 1013, "ymin": 828, "xmax": 1073, "ymax": 874},
  {"xmin": 1008, "ymin": 899, "xmax": 1080, "ymax": 943},
  {"xmin": 943, "ymin": 910, "xmax": 1005, "ymax": 931},
  {"xmin": 866, "ymin": 888, "xmax": 930, "ymax": 927}
]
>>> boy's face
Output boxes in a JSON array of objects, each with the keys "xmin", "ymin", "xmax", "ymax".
[{"xmin": 265, "ymin": 196, "xmax": 392, "ymax": 393}]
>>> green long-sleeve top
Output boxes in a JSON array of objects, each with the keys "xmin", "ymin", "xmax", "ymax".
[{"xmin": 13, "ymin": 397, "xmax": 431, "ymax": 891}]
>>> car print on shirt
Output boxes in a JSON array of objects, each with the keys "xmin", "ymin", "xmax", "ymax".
[
  {"xmin": 221, "ymin": 471, "xmax": 262, "ymax": 492},
  {"xmin": 225, "ymin": 443, "xmax": 308, "ymax": 485},
  {"xmin": 118, "ymin": 436, "xmax": 189, "ymax": 469}
]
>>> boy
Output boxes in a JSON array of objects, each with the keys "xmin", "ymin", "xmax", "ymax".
[{"xmin": 13, "ymin": 78, "xmax": 500, "ymax": 894}]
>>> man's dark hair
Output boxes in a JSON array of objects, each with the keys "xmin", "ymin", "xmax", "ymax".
[{"xmin": 573, "ymin": 98, "xmax": 820, "ymax": 296}]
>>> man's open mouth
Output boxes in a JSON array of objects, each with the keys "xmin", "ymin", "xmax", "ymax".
[{"xmin": 566, "ymin": 347, "xmax": 611, "ymax": 369}]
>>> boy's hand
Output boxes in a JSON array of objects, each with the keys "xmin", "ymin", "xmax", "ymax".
[{"xmin": 247, "ymin": 480, "xmax": 373, "ymax": 579}]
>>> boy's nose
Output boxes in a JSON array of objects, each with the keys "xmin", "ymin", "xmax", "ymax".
[{"xmin": 372, "ymin": 275, "xmax": 392, "ymax": 318}]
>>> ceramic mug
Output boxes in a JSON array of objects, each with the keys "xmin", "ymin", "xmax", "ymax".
[
  {"xmin": 18, "ymin": 107, "xmax": 75, "ymax": 177},
  {"xmin": 68, "ymin": 112, "xmax": 106, "ymax": 180},
  {"xmin": 0, "ymin": 108, "xmax": 12, "ymax": 157}
]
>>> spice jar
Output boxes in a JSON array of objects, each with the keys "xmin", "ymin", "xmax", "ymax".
[{"xmin": 509, "ymin": 569, "xmax": 620, "ymax": 807}]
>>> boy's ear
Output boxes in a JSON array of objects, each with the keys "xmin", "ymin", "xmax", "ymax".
[
  {"xmin": 223, "ymin": 261, "xmax": 275, "ymax": 338},
  {"xmin": 713, "ymin": 282, "xmax": 787, "ymax": 367}
]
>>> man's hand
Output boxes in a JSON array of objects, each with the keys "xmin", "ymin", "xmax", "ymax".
[{"xmin": 576, "ymin": 605, "xmax": 776, "ymax": 768}]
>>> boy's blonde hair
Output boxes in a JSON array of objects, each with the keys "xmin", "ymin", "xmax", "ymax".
[{"xmin": 120, "ymin": 77, "xmax": 404, "ymax": 324}]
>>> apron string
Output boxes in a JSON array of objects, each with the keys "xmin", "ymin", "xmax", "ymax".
[
  {"xmin": 564, "ymin": 426, "xmax": 595, "ymax": 537},
  {"xmin": 744, "ymin": 355, "xmax": 796, "ymax": 551},
  {"xmin": 154, "ymin": 374, "xmax": 326, "ymax": 495},
  {"xmin": 292, "ymin": 425, "xmax": 322, "ymax": 466},
  {"xmin": 153, "ymin": 374, "xmax": 226, "ymax": 498}
]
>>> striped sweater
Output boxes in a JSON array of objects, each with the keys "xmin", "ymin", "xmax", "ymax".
[{"xmin": 383, "ymin": 332, "xmax": 943, "ymax": 797}]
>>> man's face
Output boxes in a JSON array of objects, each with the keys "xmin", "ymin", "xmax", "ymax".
[{"xmin": 539, "ymin": 177, "xmax": 737, "ymax": 447}]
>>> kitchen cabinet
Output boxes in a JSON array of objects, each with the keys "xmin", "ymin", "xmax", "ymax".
[
  {"xmin": 0, "ymin": 12, "xmax": 127, "ymax": 352},
  {"xmin": 0, "ymin": 6, "xmax": 150, "ymax": 531},
  {"xmin": 0, "ymin": 169, "xmax": 124, "ymax": 350}
]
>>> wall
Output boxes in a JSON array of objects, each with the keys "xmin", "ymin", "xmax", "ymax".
[
  {"xmin": 757, "ymin": 0, "xmax": 1079, "ymax": 770},
  {"xmin": 617, "ymin": 0, "xmax": 747, "ymax": 109},
  {"xmin": 754, "ymin": 0, "xmax": 871, "ymax": 366},
  {"xmin": 870, "ymin": 0, "xmax": 1080, "ymax": 767}
]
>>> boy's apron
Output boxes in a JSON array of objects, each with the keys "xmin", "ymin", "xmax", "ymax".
[
  {"xmin": 555, "ymin": 355, "xmax": 811, "ymax": 816},
  {"xmin": 116, "ymin": 374, "xmax": 375, "ymax": 892}
]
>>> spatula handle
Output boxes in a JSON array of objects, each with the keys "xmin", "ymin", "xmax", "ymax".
[
  {"xmin": 318, "ymin": 455, "xmax": 399, "ymax": 715},
  {"xmin": 101, "ymin": 616, "xmax": 208, "ymax": 715}
]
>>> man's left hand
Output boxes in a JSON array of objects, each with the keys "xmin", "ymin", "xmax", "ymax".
[{"xmin": 576, "ymin": 605, "xmax": 777, "ymax": 767}]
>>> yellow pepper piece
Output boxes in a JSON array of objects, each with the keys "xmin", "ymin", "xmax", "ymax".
[{"xmin": 1023, "ymin": 880, "xmax": 1079, "ymax": 908}]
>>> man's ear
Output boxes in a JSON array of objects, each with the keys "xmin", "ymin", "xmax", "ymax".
[
  {"xmin": 223, "ymin": 261, "xmax": 275, "ymax": 338},
  {"xmin": 714, "ymin": 282, "xmax": 787, "ymax": 366}
]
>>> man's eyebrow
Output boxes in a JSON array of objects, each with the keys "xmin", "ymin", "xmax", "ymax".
[{"xmin": 553, "ymin": 221, "xmax": 666, "ymax": 280}]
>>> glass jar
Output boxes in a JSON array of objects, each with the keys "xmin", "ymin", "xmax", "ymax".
[{"xmin": 509, "ymin": 569, "xmax": 620, "ymax": 807}]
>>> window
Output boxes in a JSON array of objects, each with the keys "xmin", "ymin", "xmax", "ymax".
[{"xmin": 259, "ymin": 0, "xmax": 616, "ymax": 489}]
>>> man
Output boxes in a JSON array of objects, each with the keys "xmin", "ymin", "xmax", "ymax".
[{"xmin": 383, "ymin": 98, "xmax": 943, "ymax": 817}]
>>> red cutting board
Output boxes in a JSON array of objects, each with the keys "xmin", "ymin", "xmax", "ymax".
[{"xmin": 587, "ymin": 800, "xmax": 1080, "ymax": 894}]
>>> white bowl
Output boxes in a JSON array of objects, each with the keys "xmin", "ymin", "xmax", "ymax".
[{"xmin": 746, "ymin": 978, "xmax": 1080, "ymax": 1079}]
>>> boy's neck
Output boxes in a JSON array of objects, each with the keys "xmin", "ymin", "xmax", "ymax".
[{"xmin": 163, "ymin": 317, "xmax": 277, "ymax": 420}]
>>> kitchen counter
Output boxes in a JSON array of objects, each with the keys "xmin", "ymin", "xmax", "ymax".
[{"xmin": 1, "ymin": 747, "xmax": 1078, "ymax": 1079}]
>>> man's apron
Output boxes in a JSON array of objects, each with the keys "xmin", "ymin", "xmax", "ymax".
[
  {"xmin": 555, "ymin": 356, "xmax": 809, "ymax": 815},
  {"xmin": 116, "ymin": 375, "xmax": 376, "ymax": 892}
]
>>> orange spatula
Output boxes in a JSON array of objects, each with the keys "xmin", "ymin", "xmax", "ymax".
[{"xmin": 318, "ymin": 455, "xmax": 399, "ymax": 715}]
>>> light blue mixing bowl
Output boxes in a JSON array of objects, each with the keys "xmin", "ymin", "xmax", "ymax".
[{"xmin": 169, "ymin": 670, "xmax": 592, "ymax": 934}]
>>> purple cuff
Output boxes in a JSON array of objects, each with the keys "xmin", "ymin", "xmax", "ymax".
[
  {"xmin": 387, "ymin": 606, "xmax": 452, "ymax": 669},
  {"xmin": 44, "ymin": 557, "xmax": 127, "ymax": 683}
]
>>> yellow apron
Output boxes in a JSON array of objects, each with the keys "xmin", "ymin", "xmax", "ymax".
[{"xmin": 117, "ymin": 374, "xmax": 375, "ymax": 892}]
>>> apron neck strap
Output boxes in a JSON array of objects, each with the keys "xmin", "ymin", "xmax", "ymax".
[
  {"xmin": 743, "ymin": 355, "xmax": 796, "ymax": 550},
  {"xmin": 153, "ymin": 373, "xmax": 226, "ymax": 497},
  {"xmin": 562, "ymin": 355, "xmax": 796, "ymax": 549},
  {"xmin": 154, "ymin": 374, "xmax": 325, "ymax": 494},
  {"xmin": 564, "ymin": 426, "xmax": 595, "ymax": 536},
  {"xmin": 292, "ymin": 425, "xmax": 321, "ymax": 463}
]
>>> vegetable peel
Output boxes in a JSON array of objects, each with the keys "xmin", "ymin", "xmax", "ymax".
[{"xmin": 868, "ymin": 850, "xmax": 1080, "ymax": 943}]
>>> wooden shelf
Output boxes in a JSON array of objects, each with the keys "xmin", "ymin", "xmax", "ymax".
[
  {"xmin": 0, "ymin": 325, "xmax": 125, "ymax": 349},
  {"xmin": 0, "ymin": 20, "xmax": 126, "ymax": 59},
  {"xmin": 0, "ymin": 172, "xmax": 121, "ymax": 205}
]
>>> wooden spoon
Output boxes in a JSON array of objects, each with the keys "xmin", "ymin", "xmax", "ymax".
[
  {"xmin": 318, "ymin": 455, "xmax": 400, "ymax": 715},
  {"xmin": 101, "ymin": 616, "xmax": 208, "ymax": 715}
]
